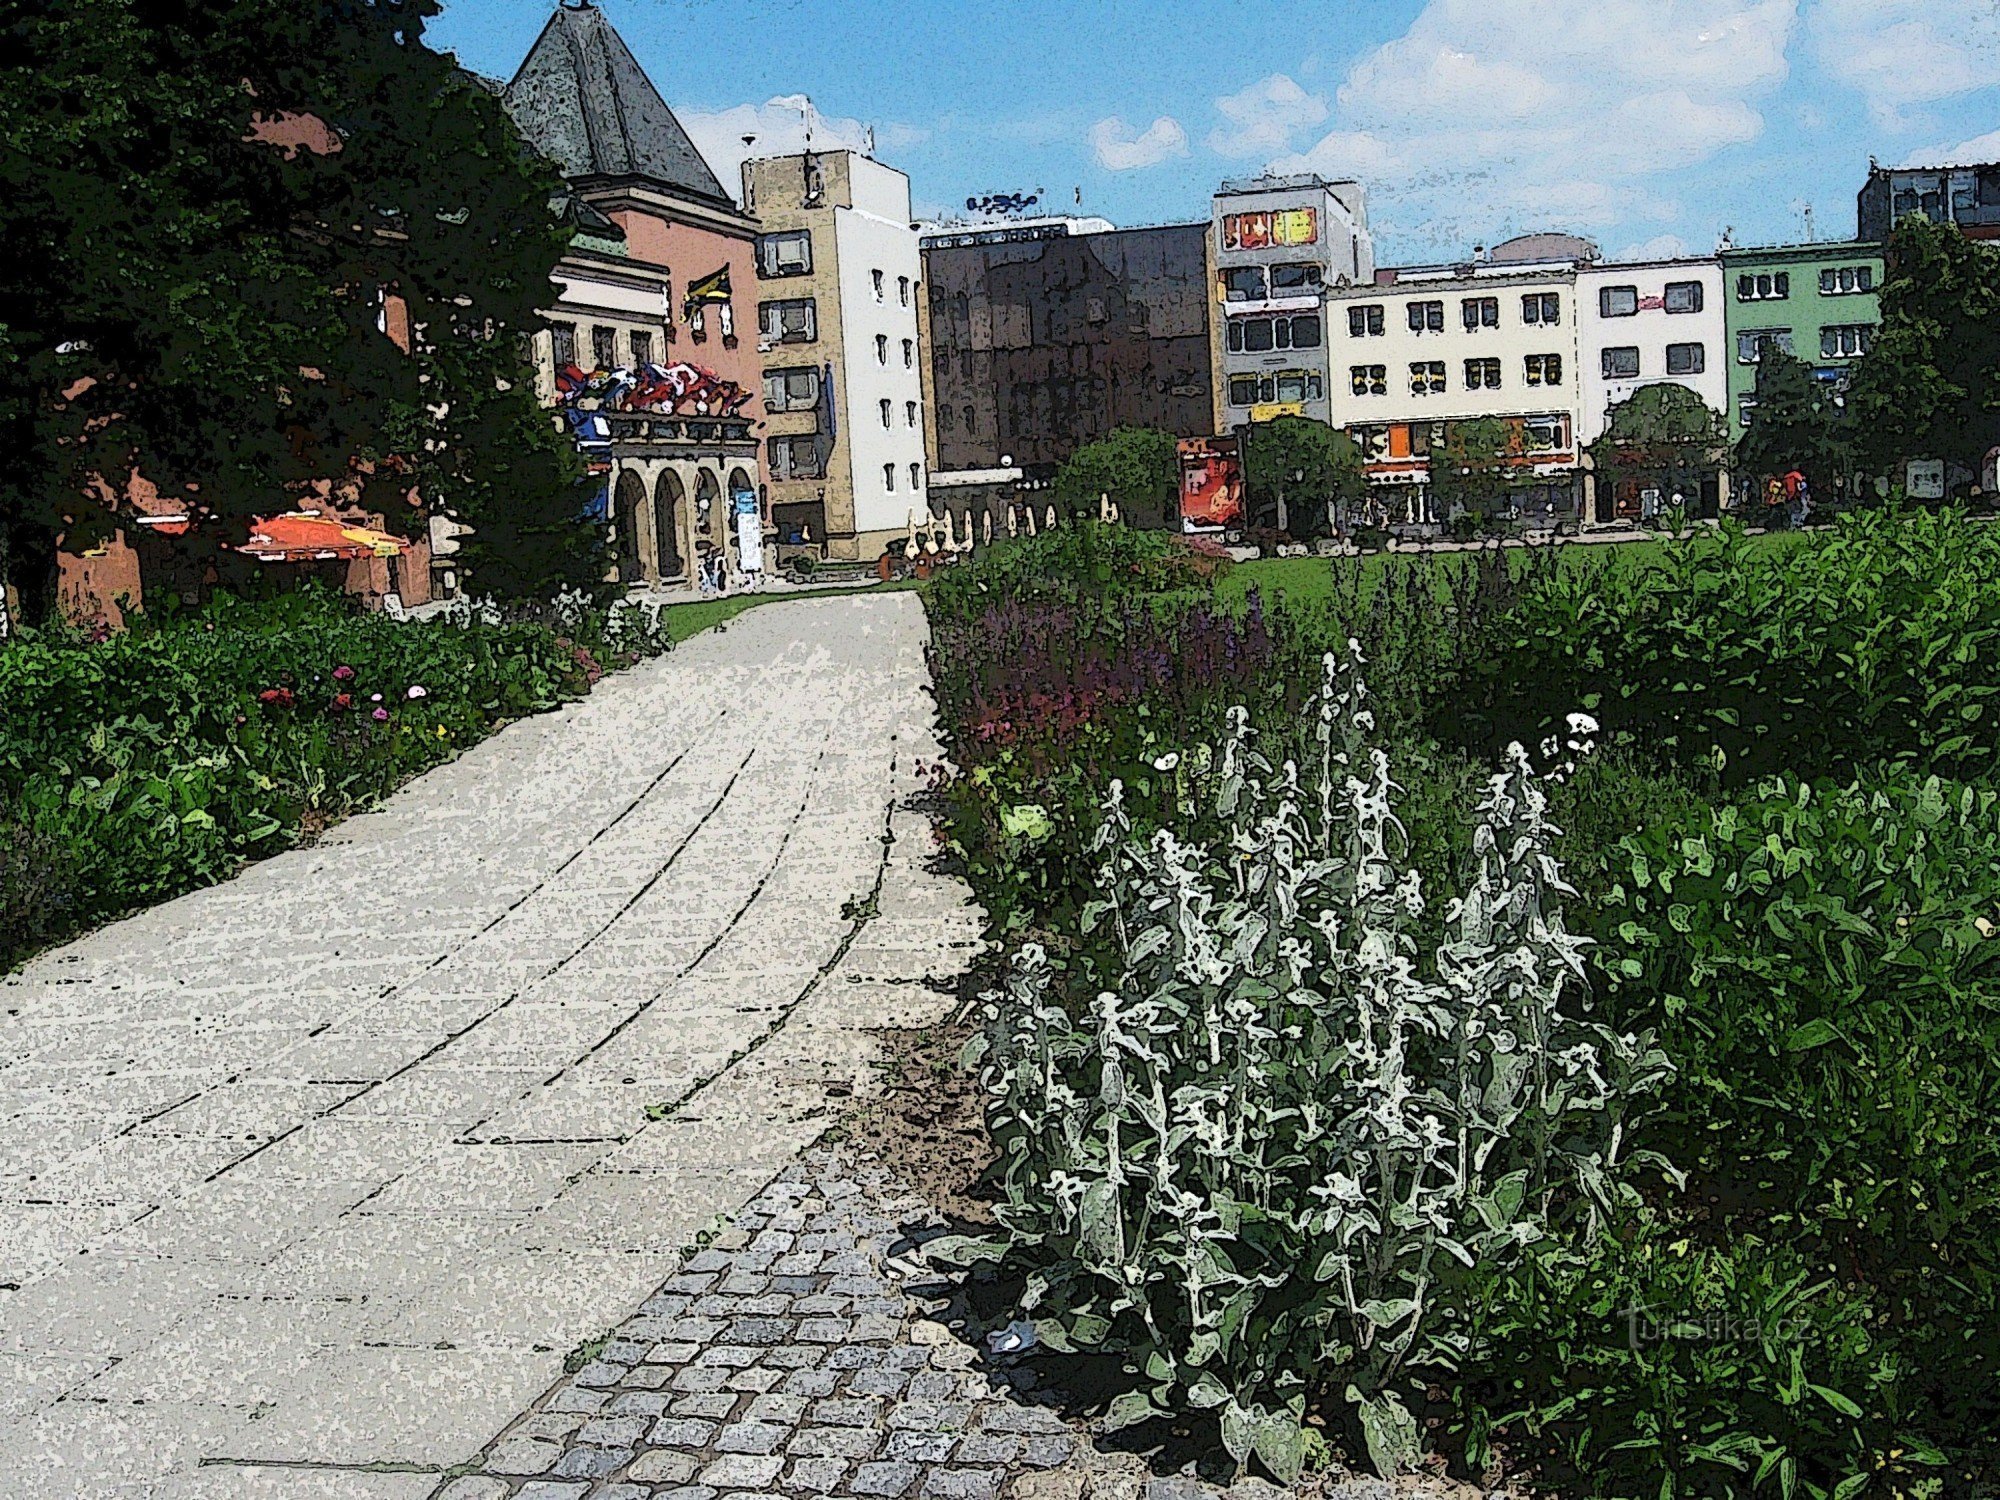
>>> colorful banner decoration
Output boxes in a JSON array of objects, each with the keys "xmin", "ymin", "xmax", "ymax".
[
  {"xmin": 682, "ymin": 266, "xmax": 732, "ymax": 318},
  {"xmin": 1222, "ymin": 208, "xmax": 1319, "ymax": 250},
  {"xmin": 1178, "ymin": 436, "xmax": 1244, "ymax": 533},
  {"xmin": 555, "ymin": 360, "xmax": 753, "ymax": 420}
]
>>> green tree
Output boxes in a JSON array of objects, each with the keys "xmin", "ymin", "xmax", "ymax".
[
  {"xmin": 1432, "ymin": 416, "xmax": 1519, "ymax": 519},
  {"xmin": 1053, "ymin": 427, "xmax": 1180, "ymax": 530},
  {"xmin": 1586, "ymin": 383, "xmax": 1726, "ymax": 514},
  {"xmin": 1734, "ymin": 346, "xmax": 1842, "ymax": 503},
  {"xmin": 1239, "ymin": 415, "xmax": 1367, "ymax": 539},
  {"xmin": 1843, "ymin": 213, "xmax": 2000, "ymax": 483},
  {"xmin": 0, "ymin": 0, "xmax": 597, "ymax": 615}
]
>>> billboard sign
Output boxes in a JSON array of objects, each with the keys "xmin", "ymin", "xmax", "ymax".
[
  {"xmin": 1179, "ymin": 436, "xmax": 1244, "ymax": 533},
  {"xmin": 1221, "ymin": 208, "xmax": 1318, "ymax": 251}
]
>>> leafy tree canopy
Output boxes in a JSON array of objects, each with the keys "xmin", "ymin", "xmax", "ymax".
[
  {"xmin": 0, "ymin": 0, "xmax": 599, "ymax": 601},
  {"xmin": 1587, "ymin": 383, "xmax": 1726, "ymax": 496},
  {"xmin": 1239, "ymin": 415, "xmax": 1367, "ymax": 539},
  {"xmin": 1843, "ymin": 213, "xmax": 2000, "ymax": 478},
  {"xmin": 1053, "ymin": 427, "xmax": 1180, "ymax": 531},
  {"xmin": 1734, "ymin": 346, "xmax": 1843, "ymax": 495},
  {"xmin": 1433, "ymin": 416, "xmax": 1521, "ymax": 516}
]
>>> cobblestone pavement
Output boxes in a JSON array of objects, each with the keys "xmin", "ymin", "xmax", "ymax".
[
  {"xmin": 0, "ymin": 594, "xmax": 979, "ymax": 1499},
  {"xmin": 430, "ymin": 1151, "xmax": 1081, "ymax": 1500}
]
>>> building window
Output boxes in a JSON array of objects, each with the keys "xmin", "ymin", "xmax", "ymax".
[
  {"xmin": 1347, "ymin": 304, "xmax": 1385, "ymax": 337},
  {"xmin": 879, "ymin": 398, "xmax": 893, "ymax": 428},
  {"xmin": 902, "ymin": 338, "xmax": 914, "ymax": 368},
  {"xmin": 1738, "ymin": 395, "xmax": 1758, "ymax": 427},
  {"xmin": 1601, "ymin": 346, "xmax": 1641, "ymax": 378},
  {"xmin": 1736, "ymin": 327, "xmax": 1793, "ymax": 363},
  {"xmin": 875, "ymin": 334, "xmax": 888, "ymax": 365},
  {"xmin": 962, "ymin": 404, "xmax": 976, "ymax": 433},
  {"xmin": 1270, "ymin": 262, "xmax": 1324, "ymax": 293},
  {"xmin": 1222, "ymin": 266, "xmax": 1267, "ymax": 301},
  {"xmin": 769, "ymin": 434, "xmax": 825, "ymax": 480},
  {"xmin": 1228, "ymin": 374, "xmax": 1262, "ymax": 406},
  {"xmin": 550, "ymin": 321, "xmax": 576, "ymax": 369},
  {"xmin": 629, "ymin": 330, "xmax": 654, "ymax": 366},
  {"xmin": 1410, "ymin": 360, "xmax": 1446, "ymax": 395},
  {"xmin": 1461, "ymin": 296, "xmax": 1498, "ymax": 330},
  {"xmin": 1226, "ymin": 314, "xmax": 1320, "ymax": 352},
  {"xmin": 1350, "ymin": 364, "xmax": 1387, "ymax": 396},
  {"xmin": 756, "ymin": 230, "xmax": 813, "ymax": 278},
  {"xmin": 1819, "ymin": 265, "xmax": 1875, "ymax": 295},
  {"xmin": 1275, "ymin": 369, "xmax": 1323, "ymax": 403},
  {"xmin": 906, "ymin": 400, "xmax": 919, "ymax": 426},
  {"xmin": 898, "ymin": 275, "xmax": 911, "ymax": 306},
  {"xmin": 1523, "ymin": 353, "xmax": 1562, "ymax": 386},
  {"xmin": 1664, "ymin": 280, "xmax": 1704, "ymax": 313},
  {"xmin": 591, "ymin": 325, "xmax": 618, "ymax": 368},
  {"xmin": 1821, "ymin": 324, "xmax": 1873, "ymax": 358},
  {"xmin": 1463, "ymin": 357, "xmax": 1501, "ymax": 390},
  {"xmin": 1407, "ymin": 300, "xmax": 1445, "ymax": 333},
  {"xmin": 1736, "ymin": 271, "xmax": 1790, "ymax": 301},
  {"xmin": 1521, "ymin": 292, "xmax": 1561, "ymax": 325},
  {"xmin": 909, "ymin": 462, "xmax": 922, "ymax": 490},
  {"xmin": 884, "ymin": 463, "xmax": 896, "ymax": 492},
  {"xmin": 1665, "ymin": 342, "xmax": 1706, "ymax": 375},
  {"xmin": 762, "ymin": 366, "xmax": 820, "ymax": 412},
  {"xmin": 872, "ymin": 269, "xmax": 885, "ymax": 302},
  {"xmin": 940, "ymin": 404, "xmax": 955, "ymax": 431},
  {"xmin": 759, "ymin": 298, "xmax": 817, "ymax": 342},
  {"xmin": 1522, "ymin": 416, "xmax": 1566, "ymax": 453},
  {"xmin": 1599, "ymin": 285, "xmax": 1639, "ymax": 318}
]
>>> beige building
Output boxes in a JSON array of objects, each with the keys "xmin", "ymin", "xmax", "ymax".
[
  {"xmin": 1324, "ymin": 236, "xmax": 1591, "ymax": 524},
  {"xmin": 744, "ymin": 150, "xmax": 927, "ymax": 562}
]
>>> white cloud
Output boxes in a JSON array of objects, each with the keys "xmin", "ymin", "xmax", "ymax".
[
  {"xmin": 1264, "ymin": 0, "xmax": 1797, "ymax": 258},
  {"xmin": 1208, "ymin": 75, "xmax": 1328, "ymax": 158},
  {"xmin": 1902, "ymin": 126, "xmax": 2000, "ymax": 168},
  {"xmin": 680, "ymin": 95, "xmax": 925, "ymax": 199},
  {"xmin": 1810, "ymin": 0, "xmax": 2000, "ymax": 125},
  {"xmin": 1620, "ymin": 233, "xmax": 1695, "ymax": 261},
  {"xmin": 1089, "ymin": 115, "xmax": 1189, "ymax": 171}
]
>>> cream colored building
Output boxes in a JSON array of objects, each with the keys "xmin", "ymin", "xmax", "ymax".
[
  {"xmin": 744, "ymin": 150, "xmax": 927, "ymax": 562},
  {"xmin": 1323, "ymin": 242, "xmax": 1587, "ymax": 523}
]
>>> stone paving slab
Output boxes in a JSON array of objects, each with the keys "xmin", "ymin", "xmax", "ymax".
[{"xmin": 0, "ymin": 594, "xmax": 979, "ymax": 1498}]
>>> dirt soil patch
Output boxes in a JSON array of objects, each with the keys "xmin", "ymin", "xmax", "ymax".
[{"xmin": 836, "ymin": 999, "xmax": 997, "ymax": 1226}]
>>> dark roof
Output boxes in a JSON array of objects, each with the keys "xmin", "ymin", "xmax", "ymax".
[{"xmin": 503, "ymin": 2, "xmax": 729, "ymax": 206}]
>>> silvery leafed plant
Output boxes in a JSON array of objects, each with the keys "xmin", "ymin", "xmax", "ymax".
[{"xmin": 966, "ymin": 644, "xmax": 1674, "ymax": 1480}]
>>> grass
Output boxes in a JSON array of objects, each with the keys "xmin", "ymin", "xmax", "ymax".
[{"xmin": 660, "ymin": 580, "xmax": 919, "ymax": 643}]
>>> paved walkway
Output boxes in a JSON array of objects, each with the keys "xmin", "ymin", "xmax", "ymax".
[{"xmin": 0, "ymin": 594, "xmax": 980, "ymax": 1499}]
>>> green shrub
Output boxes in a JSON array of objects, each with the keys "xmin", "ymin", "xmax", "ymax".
[
  {"xmin": 925, "ymin": 521, "xmax": 1224, "ymax": 627},
  {"xmin": 964, "ymin": 652, "xmax": 1671, "ymax": 1480}
]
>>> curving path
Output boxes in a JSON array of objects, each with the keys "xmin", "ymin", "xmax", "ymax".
[{"xmin": 0, "ymin": 592, "xmax": 980, "ymax": 1499}]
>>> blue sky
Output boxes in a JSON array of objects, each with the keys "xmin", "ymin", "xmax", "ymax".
[{"xmin": 432, "ymin": 0, "xmax": 2000, "ymax": 266}]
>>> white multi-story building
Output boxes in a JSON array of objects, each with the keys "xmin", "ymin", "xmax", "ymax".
[
  {"xmin": 744, "ymin": 149, "xmax": 928, "ymax": 561},
  {"xmin": 1573, "ymin": 256, "xmax": 1729, "ymax": 521},
  {"xmin": 1324, "ymin": 237, "xmax": 1586, "ymax": 523},
  {"xmin": 1210, "ymin": 173, "xmax": 1374, "ymax": 436}
]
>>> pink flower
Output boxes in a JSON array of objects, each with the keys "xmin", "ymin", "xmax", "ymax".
[
  {"xmin": 406, "ymin": 685, "xmax": 427, "ymax": 700},
  {"xmin": 372, "ymin": 707, "xmax": 390, "ymax": 722},
  {"xmin": 332, "ymin": 665, "xmax": 356, "ymax": 681}
]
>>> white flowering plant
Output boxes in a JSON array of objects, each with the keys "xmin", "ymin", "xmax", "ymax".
[{"xmin": 965, "ymin": 644, "xmax": 1674, "ymax": 1479}]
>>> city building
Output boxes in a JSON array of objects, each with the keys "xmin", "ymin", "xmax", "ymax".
[
  {"xmin": 919, "ymin": 218, "xmax": 1215, "ymax": 480},
  {"xmin": 743, "ymin": 149, "xmax": 927, "ymax": 563},
  {"xmin": 1575, "ymin": 255, "xmax": 1729, "ymax": 518},
  {"xmin": 1322, "ymin": 234, "xmax": 1589, "ymax": 525},
  {"xmin": 503, "ymin": 0, "xmax": 768, "ymax": 586},
  {"xmin": 1858, "ymin": 157, "xmax": 2000, "ymax": 243},
  {"xmin": 1209, "ymin": 173, "xmax": 1374, "ymax": 434},
  {"xmin": 1718, "ymin": 240, "xmax": 1884, "ymax": 438}
]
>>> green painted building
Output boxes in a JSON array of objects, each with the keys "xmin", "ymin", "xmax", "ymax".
[{"xmin": 1719, "ymin": 239, "xmax": 1885, "ymax": 433}]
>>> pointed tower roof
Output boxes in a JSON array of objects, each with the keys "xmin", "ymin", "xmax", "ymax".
[{"xmin": 503, "ymin": 1, "xmax": 730, "ymax": 206}]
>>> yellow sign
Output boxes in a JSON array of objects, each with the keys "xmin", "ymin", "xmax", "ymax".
[{"xmin": 1249, "ymin": 402, "xmax": 1305, "ymax": 423}]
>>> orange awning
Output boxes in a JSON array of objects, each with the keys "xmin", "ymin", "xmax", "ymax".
[{"xmin": 237, "ymin": 511, "xmax": 408, "ymax": 563}]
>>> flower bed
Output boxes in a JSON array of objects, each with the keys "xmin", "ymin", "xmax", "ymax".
[
  {"xmin": 923, "ymin": 519, "xmax": 2000, "ymax": 1496},
  {"xmin": 0, "ymin": 586, "xmax": 669, "ymax": 970}
]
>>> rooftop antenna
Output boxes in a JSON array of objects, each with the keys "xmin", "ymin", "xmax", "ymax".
[
  {"xmin": 1802, "ymin": 203, "xmax": 1816, "ymax": 243},
  {"xmin": 863, "ymin": 125, "xmax": 875, "ymax": 157}
]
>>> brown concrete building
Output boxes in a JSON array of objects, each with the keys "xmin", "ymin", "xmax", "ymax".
[{"xmin": 919, "ymin": 220, "xmax": 1216, "ymax": 480}]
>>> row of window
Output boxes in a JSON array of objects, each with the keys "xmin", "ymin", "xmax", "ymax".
[
  {"xmin": 1225, "ymin": 313, "xmax": 1322, "ymax": 352},
  {"xmin": 1219, "ymin": 262, "xmax": 1328, "ymax": 301},
  {"xmin": 756, "ymin": 230, "xmax": 919, "ymax": 310},
  {"xmin": 1348, "ymin": 354, "xmax": 1565, "ymax": 396},
  {"xmin": 551, "ymin": 322, "xmax": 660, "ymax": 371},
  {"xmin": 1736, "ymin": 265, "xmax": 1875, "ymax": 302},
  {"xmin": 1227, "ymin": 370, "xmax": 1325, "ymax": 406},
  {"xmin": 1736, "ymin": 325, "xmax": 1875, "ymax": 362},
  {"xmin": 1600, "ymin": 343, "xmax": 1705, "ymax": 378},
  {"xmin": 1598, "ymin": 281, "xmax": 1705, "ymax": 317},
  {"xmin": 1347, "ymin": 291, "xmax": 1565, "ymax": 338},
  {"xmin": 878, "ymin": 398, "xmax": 921, "ymax": 429},
  {"xmin": 766, "ymin": 435, "xmax": 924, "ymax": 495}
]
